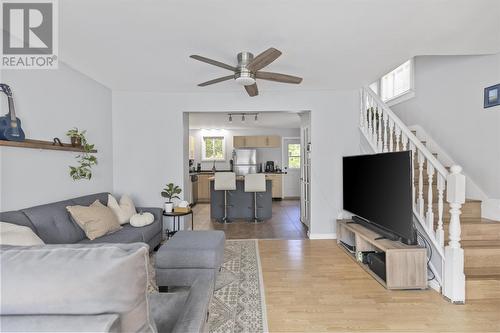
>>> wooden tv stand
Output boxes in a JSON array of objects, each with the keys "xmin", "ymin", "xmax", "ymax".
[{"xmin": 336, "ymin": 219, "xmax": 427, "ymax": 290}]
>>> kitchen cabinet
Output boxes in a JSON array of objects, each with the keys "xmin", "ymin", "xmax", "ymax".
[
  {"xmin": 233, "ymin": 135, "xmax": 281, "ymax": 148},
  {"xmin": 197, "ymin": 174, "xmax": 212, "ymax": 202},
  {"xmin": 266, "ymin": 174, "xmax": 283, "ymax": 199}
]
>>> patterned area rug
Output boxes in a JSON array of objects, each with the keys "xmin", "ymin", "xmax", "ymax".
[{"xmin": 208, "ymin": 240, "xmax": 268, "ymax": 333}]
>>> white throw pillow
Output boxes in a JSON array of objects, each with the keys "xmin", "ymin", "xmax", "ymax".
[
  {"xmin": 130, "ymin": 212, "xmax": 154, "ymax": 227},
  {"xmin": 0, "ymin": 222, "xmax": 44, "ymax": 246},
  {"xmin": 107, "ymin": 194, "xmax": 137, "ymax": 225}
]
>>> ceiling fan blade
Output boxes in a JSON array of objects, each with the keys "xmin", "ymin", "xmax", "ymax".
[
  {"xmin": 246, "ymin": 48, "xmax": 282, "ymax": 72},
  {"xmin": 255, "ymin": 71, "xmax": 303, "ymax": 84},
  {"xmin": 244, "ymin": 83, "xmax": 258, "ymax": 97},
  {"xmin": 190, "ymin": 55, "xmax": 237, "ymax": 72},
  {"xmin": 198, "ymin": 75, "xmax": 234, "ymax": 87}
]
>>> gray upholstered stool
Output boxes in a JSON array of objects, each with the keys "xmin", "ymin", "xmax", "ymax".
[
  {"xmin": 214, "ymin": 172, "xmax": 236, "ymax": 223},
  {"xmin": 244, "ymin": 173, "xmax": 267, "ymax": 223},
  {"xmin": 155, "ymin": 230, "xmax": 225, "ymax": 289}
]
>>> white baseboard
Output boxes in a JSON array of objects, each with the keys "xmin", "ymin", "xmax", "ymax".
[
  {"xmin": 483, "ymin": 199, "xmax": 500, "ymax": 221},
  {"xmin": 309, "ymin": 233, "xmax": 337, "ymax": 240},
  {"xmin": 428, "ymin": 279, "xmax": 441, "ymax": 293}
]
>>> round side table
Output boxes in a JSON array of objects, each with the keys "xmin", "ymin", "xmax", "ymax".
[{"xmin": 162, "ymin": 210, "xmax": 194, "ymax": 239}]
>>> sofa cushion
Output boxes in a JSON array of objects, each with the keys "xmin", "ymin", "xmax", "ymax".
[
  {"xmin": 79, "ymin": 223, "xmax": 143, "ymax": 244},
  {"xmin": 149, "ymin": 291, "xmax": 188, "ymax": 333},
  {"xmin": 1, "ymin": 314, "xmax": 120, "ymax": 333},
  {"xmin": 67, "ymin": 201, "xmax": 122, "ymax": 240},
  {"xmin": 108, "ymin": 194, "xmax": 137, "ymax": 225},
  {"xmin": 0, "ymin": 243, "xmax": 155, "ymax": 333},
  {"xmin": 22, "ymin": 199, "xmax": 86, "ymax": 244},
  {"xmin": 0, "ymin": 222, "xmax": 44, "ymax": 246},
  {"xmin": 0, "ymin": 210, "xmax": 36, "ymax": 232}
]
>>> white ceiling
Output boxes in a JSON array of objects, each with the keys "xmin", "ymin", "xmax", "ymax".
[
  {"xmin": 189, "ymin": 112, "xmax": 302, "ymax": 129},
  {"xmin": 59, "ymin": 0, "xmax": 500, "ymax": 93}
]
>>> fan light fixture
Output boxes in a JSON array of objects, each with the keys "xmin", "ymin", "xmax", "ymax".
[
  {"xmin": 190, "ymin": 48, "xmax": 303, "ymax": 97},
  {"xmin": 235, "ymin": 76, "xmax": 256, "ymax": 86}
]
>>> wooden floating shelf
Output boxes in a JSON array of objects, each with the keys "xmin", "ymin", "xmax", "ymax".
[{"xmin": 0, "ymin": 139, "xmax": 97, "ymax": 153}]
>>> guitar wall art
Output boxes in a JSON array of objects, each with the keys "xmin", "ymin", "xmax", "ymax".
[{"xmin": 0, "ymin": 84, "xmax": 25, "ymax": 142}]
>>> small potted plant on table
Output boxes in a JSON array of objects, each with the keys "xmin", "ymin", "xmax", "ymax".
[{"xmin": 161, "ymin": 183, "xmax": 182, "ymax": 212}]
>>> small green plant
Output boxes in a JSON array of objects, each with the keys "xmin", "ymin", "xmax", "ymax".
[
  {"xmin": 67, "ymin": 128, "xmax": 98, "ymax": 181},
  {"xmin": 161, "ymin": 183, "xmax": 182, "ymax": 203}
]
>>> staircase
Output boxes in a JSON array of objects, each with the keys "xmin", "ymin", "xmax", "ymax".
[{"xmin": 360, "ymin": 87, "xmax": 500, "ymax": 303}]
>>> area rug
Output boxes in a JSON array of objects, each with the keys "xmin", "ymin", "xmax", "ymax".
[{"xmin": 208, "ymin": 239, "xmax": 268, "ymax": 333}]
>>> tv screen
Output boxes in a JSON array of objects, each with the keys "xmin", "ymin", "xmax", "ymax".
[{"xmin": 343, "ymin": 151, "xmax": 415, "ymax": 244}]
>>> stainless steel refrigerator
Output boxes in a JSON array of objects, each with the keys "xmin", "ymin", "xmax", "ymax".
[{"xmin": 232, "ymin": 149, "xmax": 257, "ymax": 175}]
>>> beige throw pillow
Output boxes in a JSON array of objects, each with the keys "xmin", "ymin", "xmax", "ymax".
[
  {"xmin": 67, "ymin": 200, "xmax": 122, "ymax": 240},
  {"xmin": 107, "ymin": 194, "xmax": 137, "ymax": 225},
  {"xmin": 0, "ymin": 222, "xmax": 45, "ymax": 246}
]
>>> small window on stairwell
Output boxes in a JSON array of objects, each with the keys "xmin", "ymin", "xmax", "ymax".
[{"xmin": 380, "ymin": 59, "xmax": 414, "ymax": 105}]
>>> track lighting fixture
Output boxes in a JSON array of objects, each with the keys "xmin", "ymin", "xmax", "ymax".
[
  {"xmin": 242, "ymin": 114, "xmax": 246, "ymax": 122},
  {"xmin": 228, "ymin": 114, "xmax": 232, "ymax": 123}
]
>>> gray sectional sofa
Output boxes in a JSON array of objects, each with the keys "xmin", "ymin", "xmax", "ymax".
[
  {"xmin": 0, "ymin": 192, "xmax": 163, "ymax": 249},
  {"xmin": 1, "ymin": 243, "xmax": 213, "ymax": 333}
]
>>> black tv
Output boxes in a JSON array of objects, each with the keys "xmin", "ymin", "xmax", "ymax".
[{"xmin": 343, "ymin": 151, "xmax": 416, "ymax": 245}]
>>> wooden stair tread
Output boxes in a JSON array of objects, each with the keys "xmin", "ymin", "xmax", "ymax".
[
  {"xmin": 461, "ymin": 240, "xmax": 500, "ymax": 248},
  {"xmin": 452, "ymin": 218, "xmax": 500, "ymax": 224},
  {"xmin": 465, "ymin": 267, "xmax": 500, "ymax": 279}
]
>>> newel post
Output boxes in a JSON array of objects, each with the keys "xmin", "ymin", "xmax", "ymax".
[{"xmin": 443, "ymin": 165, "xmax": 466, "ymax": 304}]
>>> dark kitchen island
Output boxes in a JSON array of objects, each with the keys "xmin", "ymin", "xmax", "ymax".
[{"xmin": 209, "ymin": 177, "xmax": 272, "ymax": 220}]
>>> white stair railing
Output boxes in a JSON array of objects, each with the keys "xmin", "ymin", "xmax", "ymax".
[{"xmin": 360, "ymin": 87, "xmax": 466, "ymax": 303}]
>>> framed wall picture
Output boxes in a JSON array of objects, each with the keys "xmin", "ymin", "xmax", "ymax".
[{"xmin": 484, "ymin": 84, "xmax": 500, "ymax": 108}]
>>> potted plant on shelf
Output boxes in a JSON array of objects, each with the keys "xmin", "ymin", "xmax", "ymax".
[
  {"xmin": 161, "ymin": 183, "xmax": 182, "ymax": 212},
  {"xmin": 66, "ymin": 127, "xmax": 85, "ymax": 147},
  {"xmin": 66, "ymin": 128, "xmax": 98, "ymax": 181}
]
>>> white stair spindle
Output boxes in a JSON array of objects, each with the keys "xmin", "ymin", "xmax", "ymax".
[
  {"xmin": 360, "ymin": 90, "xmax": 365, "ymax": 133},
  {"xmin": 382, "ymin": 110, "xmax": 388, "ymax": 152},
  {"xmin": 417, "ymin": 150, "xmax": 425, "ymax": 218},
  {"xmin": 376, "ymin": 107, "xmax": 382, "ymax": 150},
  {"xmin": 367, "ymin": 100, "xmax": 373, "ymax": 142},
  {"xmin": 388, "ymin": 119, "xmax": 394, "ymax": 152},
  {"xmin": 410, "ymin": 142, "xmax": 416, "ymax": 206},
  {"xmin": 395, "ymin": 127, "xmax": 401, "ymax": 151},
  {"xmin": 401, "ymin": 134, "xmax": 409, "ymax": 151},
  {"xmin": 443, "ymin": 165, "xmax": 466, "ymax": 304},
  {"xmin": 426, "ymin": 163, "xmax": 435, "ymax": 230},
  {"xmin": 436, "ymin": 174, "xmax": 446, "ymax": 248}
]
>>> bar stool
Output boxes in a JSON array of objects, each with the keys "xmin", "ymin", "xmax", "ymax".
[
  {"xmin": 214, "ymin": 172, "xmax": 236, "ymax": 223},
  {"xmin": 244, "ymin": 174, "xmax": 266, "ymax": 223}
]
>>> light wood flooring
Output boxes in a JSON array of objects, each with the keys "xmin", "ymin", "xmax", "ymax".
[
  {"xmin": 259, "ymin": 239, "xmax": 500, "ymax": 332},
  {"xmin": 191, "ymin": 200, "xmax": 307, "ymax": 239}
]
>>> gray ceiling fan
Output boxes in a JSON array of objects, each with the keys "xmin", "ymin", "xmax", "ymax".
[{"xmin": 190, "ymin": 47, "xmax": 303, "ymax": 97}]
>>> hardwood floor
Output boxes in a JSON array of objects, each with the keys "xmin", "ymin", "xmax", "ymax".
[
  {"xmin": 259, "ymin": 240, "xmax": 500, "ymax": 332},
  {"xmin": 192, "ymin": 200, "xmax": 307, "ymax": 240}
]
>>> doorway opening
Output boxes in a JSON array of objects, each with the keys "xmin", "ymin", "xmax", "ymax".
[{"xmin": 183, "ymin": 110, "xmax": 311, "ymax": 240}]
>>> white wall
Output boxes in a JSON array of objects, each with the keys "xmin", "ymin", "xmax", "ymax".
[
  {"xmin": 0, "ymin": 63, "xmax": 113, "ymax": 211},
  {"xmin": 189, "ymin": 127, "xmax": 300, "ymax": 171},
  {"xmin": 392, "ymin": 54, "xmax": 500, "ymax": 199},
  {"xmin": 112, "ymin": 90, "xmax": 359, "ymax": 237}
]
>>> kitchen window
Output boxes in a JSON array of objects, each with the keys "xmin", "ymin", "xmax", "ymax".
[
  {"xmin": 202, "ymin": 136, "xmax": 225, "ymax": 161},
  {"xmin": 287, "ymin": 143, "xmax": 301, "ymax": 169}
]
